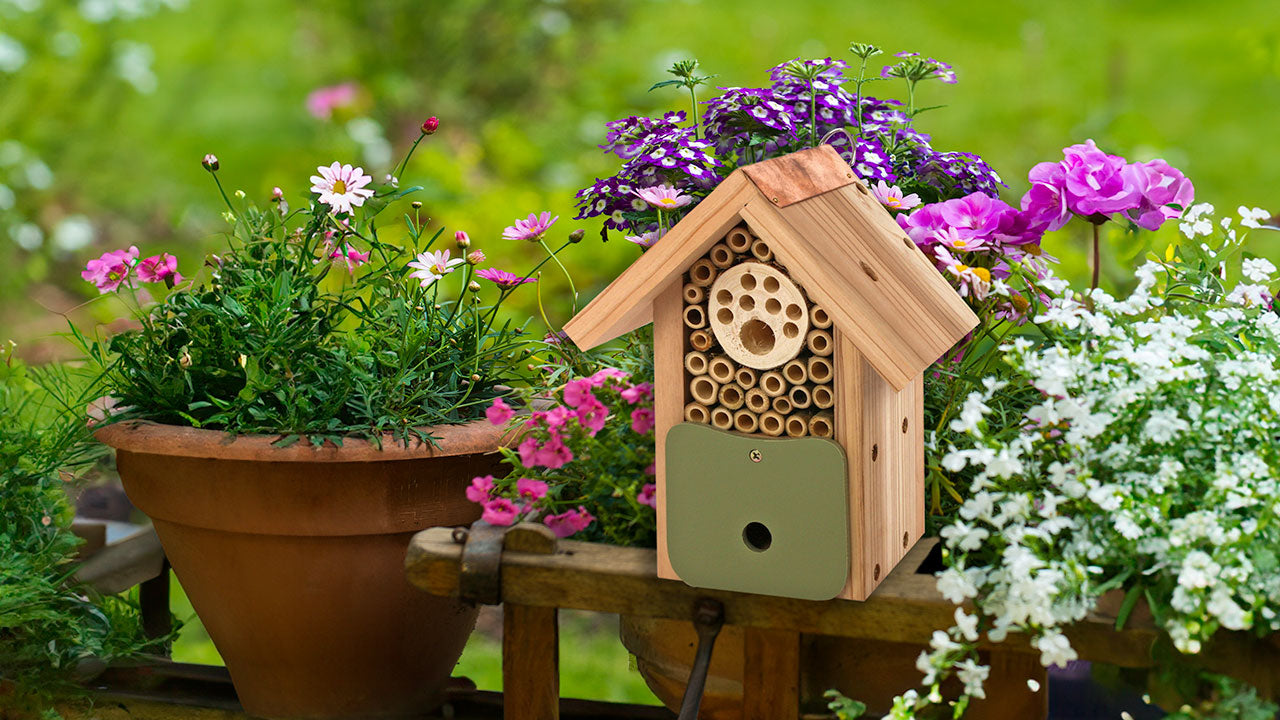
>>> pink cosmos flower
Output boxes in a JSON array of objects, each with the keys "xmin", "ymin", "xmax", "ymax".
[
  {"xmin": 620, "ymin": 382, "xmax": 653, "ymax": 405},
  {"xmin": 305, "ymin": 82, "xmax": 358, "ymax": 120},
  {"xmin": 466, "ymin": 475, "xmax": 495, "ymax": 504},
  {"xmin": 544, "ymin": 506, "xmax": 594, "ymax": 538},
  {"xmin": 309, "ymin": 162, "xmax": 375, "ymax": 215},
  {"xmin": 503, "ymin": 211, "xmax": 559, "ymax": 242},
  {"xmin": 329, "ymin": 244, "xmax": 370, "ymax": 273},
  {"xmin": 454, "ymin": 230, "xmax": 471, "ymax": 248},
  {"xmin": 466, "ymin": 250, "xmax": 486, "ymax": 265},
  {"xmin": 934, "ymin": 226, "xmax": 986, "ymax": 253},
  {"xmin": 630, "ymin": 408, "xmax": 655, "ymax": 434},
  {"xmin": 633, "ymin": 184, "xmax": 692, "ymax": 210},
  {"xmin": 625, "ymin": 230, "xmax": 664, "ymax": 249},
  {"xmin": 135, "ymin": 253, "xmax": 182, "ymax": 286},
  {"xmin": 82, "ymin": 246, "xmax": 140, "ymax": 293},
  {"xmin": 871, "ymin": 181, "xmax": 922, "ymax": 211},
  {"xmin": 475, "ymin": 268, "xmax": 537, "ymax": 288},
  {"xmin": 516, "ymin": 478, "xmax": 549, "ymax": 503},
  {"xmin": 407, "ymin": 249, "xmax": 464, "ymax": 288},
  {"xmin": 637, "ymin": 483, "xmax": 657, "ymax": 509},
  {"xmin": 486, "ymin": 398, "xmax": 514, "ymax": 426},
  {"xmin": 482, "ymin": 498, "xmax": 519, "ymax": 526}
]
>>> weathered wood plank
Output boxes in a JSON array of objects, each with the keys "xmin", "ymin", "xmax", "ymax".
[
  {"xmin": 652, "ymin": 279, "xmax": 684, "ymax": 583},
  {"xmin": 503, "ymin": 604, "xmax": 560, "ymax": 720},
  {"xmin": 74, "ymin": 523, "xmax": 165, "ymax": 595},
  {"xmin": 740, "ymin": 145, "xmax": 857, "ymax": 207},
  {"xmin": 742, "ymin": 627, "xmax": 800, "ymax": 719}
]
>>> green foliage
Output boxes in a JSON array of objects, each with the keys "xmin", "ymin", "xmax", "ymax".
[{"xmin": 0, "ymin": 356, "xmax": 157, "ymax": 711}]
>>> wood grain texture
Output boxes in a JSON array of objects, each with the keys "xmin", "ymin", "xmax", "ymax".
[
  {"xmin": 742, "ymin": 628, "xmax": 800, "ymax": 720},
  {"xmin": 652, "ymin": 280, "xmax": 685, "ymax": 582},
  {"xmin": 739, "ymin": 145, "xmax": 858, "ymax": 207},
  {"xmin": 503, "ymin": 604, "xmax": 559, "ymax": 720},
  {"xmin": 563, "ymin": 173, "xmax": 755, "ymax": 350}
]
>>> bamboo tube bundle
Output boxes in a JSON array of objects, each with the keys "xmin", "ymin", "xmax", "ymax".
[
  {"xmin": 788, "ymin": 385, "xmax": 812, "ymax": 410},
  {"xmin": 785, "ymin": 413, "xmax": 810, "ymax": 438},
  {"xmin": 709, "ymin": 243, "xmax": 735, "ymax": 269},
  {"xmin": 808, "ymin": 412, "xmax": 835, "ymax": 438},
  {"xmin": 751, "ymin": 239, "xmax": 774, "ymax": 263},
  {"xmin": 809, "ymin": 305, "xmax": 833, "ymax": 330},
  {"xmin": 707, "ymin": 355, "xmax": 737, "ymax": 385},
  {"xmin": 689, "ymin": 330, "xmax": 714, "ymax": 352},
  {"xmin": 807, "ymin": 356, "xmax": 833, "ymax": 384},
  {"xmin": 772, "ymin": 395, "xmax": 793, "ymax": 415},
  {"xmin": 689, "ymin": 258, "xmax": 718, "ymax": 286},
  {"xmin": 718, "ymin": 383, "xmax": 745, "ymax": 410},
  {"xmin": 758, "ymin": 411, "xmax": 785, "ymax": 437},
  {"xmin": 744, "ymin": 388, "xmax": 771, "ymax": 414},
  {"xmin": 685, "ymin": 403, "xmax": 711, "ymax": 424},
  {"xmin": 812, "ymin": 384, "xmax": 835, "ymax": 409},
  {"xmin": 732, "ymin": 409, "xmax": 759, "ymax": 434},
  {"xmin": 684, "ymin": 351, "xmax": 709, "ymax": 376},
  {"xmin": 725, "ymin": 226, "xmax": 754, "ymax": 254},
  {"xmin": 710, "ymin": 406, "xmax": 734, "ymax": 431},
  {"xmin": 690, "ymin": 376, "xmax": 719, "ymax": 406},
  {"xmin": 782, "ymin": 359, "xmax": 807, "ymax": 385},
  {"xmin": 760, "ymin": 371, "xmax": 786, "ymax": 397},
  {"xmin": 806, "ymin": 328, "xmax": 834, "ymax": 357},
  {"xmin": 683, "ymin": 304, "xmax": 707, "ymax": 330},
  {"xmin": 683, "ymin": 283, "xmax": 706, "ymax": 305},
  {"xmin": 735, "ymin": 366, "xmax": 758, "ymax": 388}
]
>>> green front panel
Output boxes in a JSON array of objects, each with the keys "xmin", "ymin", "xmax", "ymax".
[{"xmin": 665, "ymin": 423, "xmax": 850, "ymax": 601}]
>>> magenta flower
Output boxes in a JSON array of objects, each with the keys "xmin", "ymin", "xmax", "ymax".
[
  {"xmin": 1020, "ymin": 162, "xmax": 1071, "ymax": 232},
  {"xmin": 562, "ymin": 378, "xmax": 595, "ymax": 409},
  {"xmin": 938, "ymin": 193, "xmax": 1006, "ymax": 239},
  {"xmin": 637, "ymin": 484, "xmax": 657, "ymax": 509},
  {"xmin": 135, "ymin": 253, "xmax": 183, "ymax": 286},
  {"xmin": 82, "ymin": 246, "xmax": 139, "ymax": 293},
  {"xmin": 576, "ymin": 397, "xmax": 609, "ymax": 436},
  {"xmin": 633, "ymin": 183, "xmax": 692, "ymax": 210},
  {"xmin": 897, "ymin": 204, "xmax": 949, "ymax": 248},
  {"xmin": 625, "ymin": 230, "xmax": 663, "ymax": 249},
  {"xmin": 454, "ymin": 230, "xmax": 470, "ymax": 248},
  {"xmin": 517, "ymin": 433, "xmax": 574, "ymax": 469},
  {"xmin": 466, "ymin": 250, "xmax": 486, "ymax": 265},
  {"xmin": 475, "ymin": 267, "xmax": 537, "ymax": 289},
  {"xmin": 482, "ymin": 498, "xmax": 519, "ymax": 526},
  {"xmin": 543, "ymin": 406, "xmax": 571, "ymax": 428},
  {"xmin": 329, "ymin": 244, "xmax": 370, "ymax": 273},
  {"xmin": 589, "ymin": 368, "xmax": 629, "ymax": 386},
  {"xmin": 466, "ymin": 475, "xmax": 495, "ymax": 504},
  {"xmin": 486, "ymin": 398, "xmax": 514, "ymax": 426},
  {"xmin": 630, "ymin": 407, "xmax": 655, "ymax": 434},
  {"xmin": 516, "ymin": 478, "xmax": 549, "ymax": 503},
  {"xmin": 1122, "ymin": 159, "xmax": 1194, "ymax": 231},
  {"xmin": 871, "ymin": 181, "xmax": 922, "ymax": 211},
  {"xmin": 407, "ymin": 249, "xmax": 464, "ymax": 288},
  {"xmin": 544, "ymin": 506, "xmax": 594, "ymax": 538},
  {"xmin": 1060, "ymin": 140, "xmax": 1141, "ymax": 216},
  {"xmin": 934, "ymin": 226, "xmax": 986, "ymax": 253},
  {"xmin": 309, "ymin": 162, "xmax": 375, "ymax": 214},
  {"xmin": 503, "ymin": 211, "xmax": 559, "ymax": 242},
  {"xmin": 620, "ymin": 382, "xmax": 653, "ymax": 405},
  {"xmin": 305, "ymin": 82, "xmax": 358, "ymax": 120}
]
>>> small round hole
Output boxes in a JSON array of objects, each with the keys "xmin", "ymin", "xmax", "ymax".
[
  {"xmin": 903, "ymin": 531, "xmax": 910, "ymax": 549},
  {"xmin": 743, "ymin": 522, "xmax": 772, "ymax": 552},
  {"xmin": 783, "ymin": 322, "xmax": 799, "ymax": 338},
  {"xmin": 765, "ymin": 298, "xmax": 782, "ymax": 315},
  {"xmin": 739, "ymin": 295, "xmax": 755, "ymax": 311},
  {"xmin": 874, "ymin": 563, "xmax": 881, "ymax": 581},
  {"xmin": 763, "ymin": 276, "xmax": 780, "ymax": 293},
  {"xmin": 717, "ymin": 308, "xmax": 734, "ymax": 324},
  {"xmin": 902, "ymin": 418, "xmax": 909, "ymax": 434},
  {"xmin": 786, "ymin": 304, "xmax": 803, "ymax": 320},
  {"xmin": 716, "ymin": 289, "xmax": 733, "ymax": 305},
  {"xmin": 872, "ymin": 443, "xmax": 879, "ymax": 461},
  {"xmin": 740, "ymin": 274, "xmax": 757, "ymax": 291},
  {"xmin": 739, "ymin": 319, "xmax": 776, "ymax": 355}
]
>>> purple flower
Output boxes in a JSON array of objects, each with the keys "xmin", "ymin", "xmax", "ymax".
[
  {"xmin": 82, "ymin": 246, "xmax": 140, "ymax": 293},
  {"xmin": 1020, "ymin": 162, "xmax": 1071, "ymax": 233},
  {"xmin": 475, "ymin": 267, "xmax": 537, "ymax": 288},
  {"xmin": 503, "ymin": 211, "xmax": 559, "ymax": 242},
  {"xmin": 1122, "ymin": 159, "xmax": 1194, "ymax": 231},
  {"xmin": 1060, "ymin": 140, "xmax": 1141, "ymax": 216},
  {"xmin": 135, "ymin": 253, "xmax": 183, "ymax": 286}
]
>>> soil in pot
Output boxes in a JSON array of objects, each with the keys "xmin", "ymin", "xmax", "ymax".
[{"xmin": 97, "ymin": 419, "xmax": 506, "ymax": 720}]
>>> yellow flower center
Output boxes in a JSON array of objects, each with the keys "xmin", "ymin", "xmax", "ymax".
[
  {"xmin": 332, "ymin": 179, "xmax": 347, "ymax": 194},
  {"xmin": 972, "ymin": 267, "xmax": 991, "ymax": 283},
  {"xmin": 659, "ymin": 198, "xmax": 677, "ymax": 206}
]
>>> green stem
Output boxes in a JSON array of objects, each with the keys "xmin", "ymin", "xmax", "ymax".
[
  {"xmin": 393, "ymin": 132, "xmax": 427, "ymax": 182},
  {"xmin": 687, "ymin": 84, "xmax": 700, "ymax": 140},
  {"xmin": 540, "ymin": 238, "xmax": 577, "ymax": 314},
  {"xmin": 809, "ymin": 76, "xmax": 817, "ymax": 148},
  {"xmin": 1091, "ymin": 223, "xmax": 1102, "ymax": 291},
  {"xmin": 209, "ymin": 173, "xmax": 237, "ymax": 217}
]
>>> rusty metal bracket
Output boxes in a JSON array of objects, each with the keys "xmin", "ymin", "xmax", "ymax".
[
  {"xmin": 676, "ymin": 597, "xmax": 725, "ymax": 720},
  {"xmin": 453, "ymin": 521, "xmax": 559, "ymax": 606}
]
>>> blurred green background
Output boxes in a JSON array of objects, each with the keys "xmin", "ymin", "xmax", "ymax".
[{"xmin": 7, "ymin": 0, "xmax": 1280, "ymax": 706}]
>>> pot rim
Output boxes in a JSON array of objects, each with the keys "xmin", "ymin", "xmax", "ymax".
[{"xmin": 94, "ymin": 417, "xmax": 514, "ymax": 463}]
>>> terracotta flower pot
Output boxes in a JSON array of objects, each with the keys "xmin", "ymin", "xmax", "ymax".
[{"xmin": 96, "ymin": 419, "xmax": 505, "ymax": 720}]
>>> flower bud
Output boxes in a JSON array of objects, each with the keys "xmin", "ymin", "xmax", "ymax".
[
  {"xmin": 455, "ymin": 230, "xmax": 471, "ymax": 249},
  {"xmin": 271, "ymin": 187, "xmax": 284, "ymax": 201},
  {"xmin": 234, "ymin": 189, "xmax": 246, "ymax": 200},
  {"xmin": 179, "ymin": 351, "xmax": 193, "ymax": 368},
  {"xmin": 411, "ymin": 201, "xmax": 422, "ymax": 209},
  {"xmin": 468, "ymin": 280, "xmax": 481, "ymax": 293},
  {"xmin": 202, "ymin": 154, "xmax": 219, "ymax": 172},
  {"xmin": 568, "ymin": 228, "xmax": 585, "ymax": 244},
  {"xmin": 467, "ymin": 250, "xmax": 486, "ymax": 265},
  {"xmin": 222, "ymin": 211, "xmax": 235, "ymax": 224},
  {"xmin": 421, "ymin": 116, "xmax": 439, "ymax": 135}
]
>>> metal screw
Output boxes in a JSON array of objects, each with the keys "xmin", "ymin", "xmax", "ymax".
[
  {"xmin": 749, "ymin": 449, "xmax": 762, "ymax": 463},
  {"xmin": 770, "ymin": 196, "xmax": 779, "ymax": 203}
]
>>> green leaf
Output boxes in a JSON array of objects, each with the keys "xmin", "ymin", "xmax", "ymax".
[{"xmin": 1114, "ymin": 583, "xmax": 1144, "ymax": 630}]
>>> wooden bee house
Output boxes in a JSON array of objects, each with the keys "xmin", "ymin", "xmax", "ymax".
[{"xmin": 564, "ymin": 146, "xmax": 979, "ymax": 601}]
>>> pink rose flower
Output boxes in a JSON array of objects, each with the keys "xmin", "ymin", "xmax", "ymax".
[
  {"xmin": 544, "ymin": 506, "xmax": 595, "ymax": 538},
  {"xmin": 466, "ymin": 475, "xmax": 495, "ymax": 504},
  {"xmin": 486, "ymin": 398, "xmax": 514, "ymax": 426},
  {"xmin": 482, "ymin": 498, "xmax": 519, "ymax": 526}
]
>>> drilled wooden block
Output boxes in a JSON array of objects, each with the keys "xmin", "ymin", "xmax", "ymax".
[{"xmin": 707, "ymin": 264, "xmax": 810, "ymax": 370}]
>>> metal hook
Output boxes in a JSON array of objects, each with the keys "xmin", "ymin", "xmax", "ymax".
[{"xmin": 676, "ymin": 598, "xmax": 726, "ymax": 720}]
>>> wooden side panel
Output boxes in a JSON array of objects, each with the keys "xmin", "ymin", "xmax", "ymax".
[
  {"xmin": 833, "ymin": 331, "xmax": 868, "ymax": 600},
  {"xmin": 740, "ymin": 145, "xmax": 857, "ymax": 207},
  {"xmin": 502, "ymin": 604, "xmax": 559, "ymax": 720},
  {"xmin": 653, "ymin": 280, "xmax": 685, "ymax": 582},
  {"xmin": 742, "ymin": 628, "xmax": 800, "ymax": 719},
  {"xmin": 563, "ymin": 173, "xmax": 756, "ymax": 350}
]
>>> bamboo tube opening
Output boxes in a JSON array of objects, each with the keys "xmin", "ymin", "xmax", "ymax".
[
  {"xmin": 707, "ymin": 355, "xmax": 737, "ymax": 384},
  {"xmin": 810, "ymin": 305, "xmax": 832, "ymax": 329},
  {"xmin": 689, "ymin": 259, "xmax": 718, "ymax": 286},
  {"xmin": 689, "ymin": 330, "xmax": 714, "ymax": 352},
  {"xmin": 806, "ymin": 328, "xmax": 833, "ymax": 357},
  {"xmin": 685, "ymin": 403, "xmax": 711, "ymax": 424},
  {"xmin": 732, "ymin": 409, "xmax": 759, "ymax": 434},
  {"xmin": 812, "ymin": 385, "xmax": 835, "ymax": 409},
  {"xmin": 785, "ymin": 413, "xmax": 810, "ymax": 438},
  {"xmin": 683, "ymin": 305, "xmax": 707, "ymax": 330},
  {"xmin": 772, "ymin": 396, "xmax": 793, "ymax": 415},
  {"xmin": 751, "ymin": 239, "xmax": 773, "ymax": 263},
  {"xmin": 735, "ymin": 367, "xmax": 758, "ymax": 388},
  {"xmin": 690, "ymin": 376, "xmax": 719, "ymax": 405},
  {"xmin": 782, "ymin": 359, "xmax": 807, "ymax": 385},
  {"xmin": 710, "ymin": 406, "xmax": 734, "ymax": 430},
  {"xmin": 684, "ymin": 351, "xmax": 709, "ymax": 376},
  {"xmin": 726, "ymin": 226, "xmax": 754, "ymax": 254},
  {"xmin": 809, "ymin": 412, "xmax": 834, "ymax": 438},
  {"xmin": 788, "ymin": 385, "xmax": 812, "ymax": 410},
  {"xmin": 760, "ymin": 371, "xmax": 786, "ymax": 397},
  {"xmin": 759, "ymin": 411, "xmax": 785, "ymax": 437},
  {"xmin": 745, "ymin": 388, "xmax": 771, "ymax": 414},
  {"xmin": 718, "ymin": 384, "xmax": 745, "ymax": 410},
  {"xmin": 807, "ymin": 356, "xmax": 833, "ymax": 384},
  {"xmin": 683, "ymin": 283, "xmax": 705, "ymax": 305},
  {"xmin": 709, "ymin": 243, "xmax": 735, "ymax": 269}
]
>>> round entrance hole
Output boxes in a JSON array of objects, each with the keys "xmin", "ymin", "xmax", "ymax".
[
  {"xmin": 739, "ymin": 319, "xmax": 776, "ymax": 355},
  {"xmin": 743, "ymin": 522, "xmax": 772, "ymax": 552}
]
